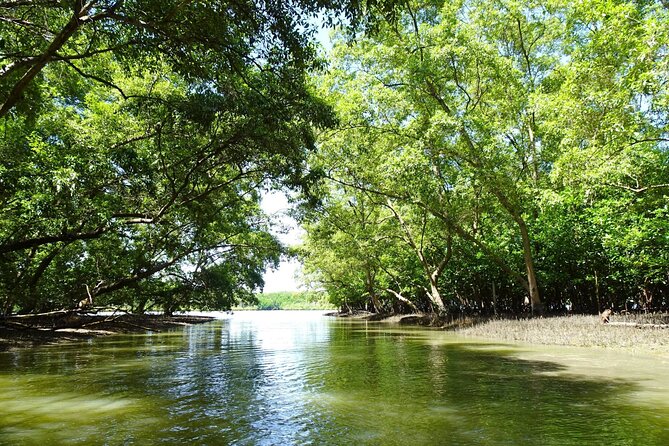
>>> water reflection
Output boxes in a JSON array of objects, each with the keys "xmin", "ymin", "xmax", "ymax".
[{"xmin": 0, "ymin": 311, "xmax": 667, "ymax": 445}]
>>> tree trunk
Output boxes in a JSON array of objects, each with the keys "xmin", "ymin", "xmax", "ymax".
[
  {"xmin": 428, "ymin": 274, "xmax": 447, "ymax": 313},
  {"xmin": 518, "ymin": 218, "xmax": 542, "ymax": 315},
  {"xmin": 384, "ymin": 199, "xmax": 449, "ymax": 314},
  {"xmin": 492, "ymin": 281, "xmax": 498, "ymax": 316},
  {"xmin": 370, "ymin": 293, "xmax": 382, "ymax": 313},
  {"xmin": 386, "ymin": 288, "xmax": 421, "ymax": 313},
  {"xmin": 487, "ymin": 188, "xmax": 543, "ymax": 315},
  {"xmin": 594, "ymin": 270, "xmax": 601, "ymax": 312},
  {"xmin": 365, "ymin": 268, "xmax": 382, "ymax": 313},
  {"xmin": 2, "ymin": 296, "xmax": 13, "ymax": 317}
]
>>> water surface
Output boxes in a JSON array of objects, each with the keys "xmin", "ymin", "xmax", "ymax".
[{"xmin": 1, "ymin": 311, "xmax": 667, "ymax": 445}]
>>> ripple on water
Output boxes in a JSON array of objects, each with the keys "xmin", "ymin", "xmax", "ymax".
[{"xmin": 1, "ymin": 311, "xmax": 668, "ymax": 445}]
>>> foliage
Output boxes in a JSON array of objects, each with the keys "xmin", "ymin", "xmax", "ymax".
[
  {"xmin": 300, "ymin": 0, "xmax": 669, "ymax": 316},
  {"xmin": 0, "ymin": 0, "xmax": 399, "ymax": 315},
  {"xmin": 237, "ymin": 291, "xmax": 334, "ymax": 311},
  {"xmin": 2, "ymin": 0, "xmax": 668, "ymax": 317}
]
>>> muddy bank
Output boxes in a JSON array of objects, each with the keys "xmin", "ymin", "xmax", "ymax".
[
  {"xmin": 326, "ymin": 311, "xmax": 472, "ymax": 327},
  {"xmin": 329, "ymin": 311, "xmax": 669, "ymax": 352},
  {"xmin": 0, "ymin": 311, "xmax": 215, "ymax": 351},
  {"xmin": 457, "ymin": 314, "xmax": 668, "ymax": 354}
]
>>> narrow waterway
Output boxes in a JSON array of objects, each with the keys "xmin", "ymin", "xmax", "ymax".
[{"xmin": 1, "ymin": 311, "xmax": 667, "ymax": 445}]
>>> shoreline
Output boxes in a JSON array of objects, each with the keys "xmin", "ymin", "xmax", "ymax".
[
  {"xmin": 328, "ymin": 311, "xmax": 669, "ymax": 355},
  {"xmin": 3, "ymin": 310, "xmax": 667, "ymax": 355},
  {"xmin": 455, "ymin": 314, "xmax": 668, "ymax": 356},
  {"xmin": 0, "ymin": 312, "xmax": 215, "ymax": 351}
]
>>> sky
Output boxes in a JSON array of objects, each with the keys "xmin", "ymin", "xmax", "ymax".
[
  {"xmin": 260, "ymin": 191, "xmax": 305, "ymax": 293},
  {"xmin": 258, "ymin": 21, "xmax": 332, "ymax": 294}
]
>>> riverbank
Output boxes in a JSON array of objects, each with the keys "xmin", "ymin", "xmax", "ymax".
[
  {"xmin": 457, "ymin": 314, "xmax": 668, "ymax": 354},
  {"xmin": 0, "ymin": 311, "xmax": 215, "ymax": 351},
  {"xmin": 329, "ymin": 311, "xmax": 669, "ymax": 353}
]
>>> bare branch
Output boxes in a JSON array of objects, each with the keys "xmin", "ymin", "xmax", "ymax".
[{"xmin": 515, "ymin": 17, "xmax": 533, "ymax": 80}]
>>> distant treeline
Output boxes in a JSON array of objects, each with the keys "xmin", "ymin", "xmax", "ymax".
[{"xmin": 237, "ymin": 292, "xmax": 334, "ymax": 311}]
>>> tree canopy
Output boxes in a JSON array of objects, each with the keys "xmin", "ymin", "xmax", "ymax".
[
  {"xmin": 300, "ymin": 0, "xmax": 669, "ymax": 315},
  {"xmin": 2, "ymin": 0, "xmax": 667, "ymax": 317},
  {"xmin": 0, "ymin": 0, "xmax": 398, "ymax": 314}
]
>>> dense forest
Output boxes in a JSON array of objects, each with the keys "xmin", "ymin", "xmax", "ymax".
[
  {"xmin": 298, "ymin": 0, "xmax": 669, "ymax": 315},
  {"xmin": 1, "ymin": 0, "xmax": 667, "ymax": 317},
  {"xmin": 0, "ymin": 0, "xmax": 394, "ymax": 315}
]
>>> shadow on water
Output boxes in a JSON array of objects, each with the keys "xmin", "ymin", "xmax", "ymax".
[
  {"xmin": 0, "ymin": 314, "xmax": 667, "ymax": 445},
  {"xmin": 309, "ymin": 321, "xmax": 669, "ymax": 446}
]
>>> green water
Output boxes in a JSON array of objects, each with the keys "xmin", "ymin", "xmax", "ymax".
[{"xmin": 1, "ymin": 311, "xmax": 668, "ymax": 445}]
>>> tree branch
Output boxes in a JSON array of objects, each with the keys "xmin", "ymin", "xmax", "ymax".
[
  {"xmin": 0, "ymin": 1, "xmax": 95, "ymax": 118},
  {"xmin": 63, "ymin": 59, "xmax": 128, "ymax": 99},
  {"xmin": 0, "ymin": 225, "xmax": 107, "ymax": 254},
  {"xmin": 603, "ymin": 182, "xmax": 669, "ymax": 194}
]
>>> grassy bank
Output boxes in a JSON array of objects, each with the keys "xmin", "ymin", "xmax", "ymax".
[
  {"xmin": 236, "ymin": 291, "xmax": 335, "ymax": 311},
  {"xmin": 456, "ymin": 313, "xmax": 669, "ymax": 353}
]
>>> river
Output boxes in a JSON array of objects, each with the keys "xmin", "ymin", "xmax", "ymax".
[{"xmin": 1, "ymin": 311, "xmax": 667, "ymax": 445}]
